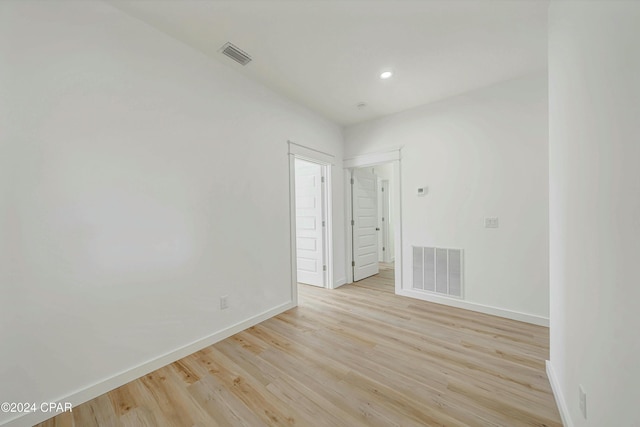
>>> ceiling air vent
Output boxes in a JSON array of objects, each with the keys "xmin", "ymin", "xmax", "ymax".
[{"xmin": 220, "ymin": 42, "xmax": 252, "ymax": 66}]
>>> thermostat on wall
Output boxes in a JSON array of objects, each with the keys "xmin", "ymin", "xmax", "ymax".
[{"xmin": 417, "ymin": 187, "xmax": 428, "ymax": 196}]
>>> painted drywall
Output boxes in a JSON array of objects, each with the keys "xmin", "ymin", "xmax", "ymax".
[
  {"xmin": 345, "ymin": 72, "xmax": 549, "ymax": 321},
  {"xmin": 0, "ymin": 1, "xmax": 344, "ymax": 425},
  {"xmin": 548, "ymin": 2, "xmax": 640, "ymax": 425}
]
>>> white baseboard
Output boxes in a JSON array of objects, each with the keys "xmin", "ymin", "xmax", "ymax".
[
  {"xmin": 546, "ymin": 360, "xmax": 573, "ymax": 427},
  {"xmin": 1, "ymin": 301, "xmax": 295, "ymax": 427},
  {"xmin": 397, "ymin": 288, "xmax": 549, "ymax": 326},
  {"xmin": 333, "ymin": 277, "xmax": 347, "ymax": 288}
]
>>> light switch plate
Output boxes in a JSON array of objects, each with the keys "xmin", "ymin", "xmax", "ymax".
[
  {"xmin": 579, "ymin": 385, "xmax": 587, "ymax": 418},
  {"xmin": 484, "ymin": 217, "xmax": 499, "ymax": 228}
]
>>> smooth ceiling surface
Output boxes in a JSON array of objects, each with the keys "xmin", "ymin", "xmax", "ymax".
[{"xmin": 109, "ymin": 0, "xmax": 548, "ymax": 125}]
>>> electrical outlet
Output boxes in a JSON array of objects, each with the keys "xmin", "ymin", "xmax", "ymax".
[
  {"xmin": 579, "ymin": 385, "xmax": 587, "ymax": 419},
  {"xmin": 220, "ymin": 295, "xmax": 229, "ymax": 310},
  {"xmin": 484, "ymin": 217, "xmax": 499, "ymax": 228}
]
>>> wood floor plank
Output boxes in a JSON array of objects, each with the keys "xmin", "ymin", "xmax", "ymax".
[
  {"xmin": 36, "ymin": 265, "xmax": 561, "ymax": 426},
  {"xmin": 119, "ymin": 407, "xmax": 160, "ymax": 427},
  {"xmin": 187, "ymin": 374, "xmax": 258, "ymax": 427}
]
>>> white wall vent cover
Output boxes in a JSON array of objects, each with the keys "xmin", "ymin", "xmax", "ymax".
[
  {"xmin": 220, "ymin": 42, "xmax": 252, "ymax": 66},
  {"xmin": 412, "ymin": 246, "xmax": 463, "ymax": 298}
]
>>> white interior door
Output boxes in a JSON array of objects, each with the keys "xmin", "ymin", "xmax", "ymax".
[
  {"xmin": 377, "ymin": 177, "xmax": 384, "ymax": 262},
  {"xmin": 295, "ymin": 159, "xmax": 325, "ymax": 287},
  {"xmin": 381, "ymin": 179, "xmax": 391, "ymax": 263},
  {"xmin": 352, "ymin": 168, "xmax": 379, "ymax": 281}
]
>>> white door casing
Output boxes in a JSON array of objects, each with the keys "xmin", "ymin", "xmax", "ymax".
[
  {"xmin": 352, "ymin": 168, "xmax": 379, "ymax": 281},
  {"xmin": 295, "ymin": 159, "xmax": 325, "ymax": 287}
]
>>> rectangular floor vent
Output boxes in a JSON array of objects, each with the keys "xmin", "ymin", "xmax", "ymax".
[{"xmin": 412, "ymin": 246, "xmax": 463, "ymax": 298}]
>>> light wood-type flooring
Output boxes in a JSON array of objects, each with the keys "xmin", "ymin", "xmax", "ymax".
[{"xmin": 37, "ymin": 265, "xmax": 561, "ymax": 426}]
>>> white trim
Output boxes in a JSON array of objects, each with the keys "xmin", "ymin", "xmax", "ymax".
[
  {"xmin": 345, "ymin": 171, "xmax": 354, "ymax": 284},
  {"xmin": 323, "ymin": 164, "xmax": 334, "ymax": 289},
  {"xmin": 546, "ymin": 360, "xmax": 573, "ymax": 427},
  {"xmin": 288, "ymin": 140, "xmax": 335, "ymax": 165},
  {"xmin": 288, "ymin": 153, "xmax": 299, "ymax": 306},
  {"xmin": 391, "ymin": 159, "xmax": 402, "ymax": 295},
  {"xmin": 398, "ymin": 288, "xmax": 549, "ymax": 326},
  {"xmin": 1, "ymin": 301, "xmax": 295, "ymax": 427},
  {"xmin": 344, "ymin": 148, "xmax": 401, "ymax": 168},
  {"xmin": 334, "ymin": 278, "xmax": 347, "ymax": 288}
]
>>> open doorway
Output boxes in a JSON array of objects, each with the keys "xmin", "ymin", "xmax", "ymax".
[
  {"xmin": 374, "ymin": 165, "xmax": 396, "ymax": 289},
  {"xmin": 288, "ymin": 141, "xmax": 336, "ymax": 305},
  {"xmin": 344, "ymin": 150, "xmax": 402, "ymax": 293},
  {"xmin": 374, "ymin": 165, "xmax": 394, "ymax": 265},
  {"xmin": 348, "ymin": 160, "xmax": 399, "ymax": 293}
]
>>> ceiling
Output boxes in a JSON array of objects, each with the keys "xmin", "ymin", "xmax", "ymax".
[{"xmin": 109, "ymin": 0, "xmax": 548, "ymax": 126}]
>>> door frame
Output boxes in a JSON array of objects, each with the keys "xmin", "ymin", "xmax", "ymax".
[
  {"xmin": 288, "ymin": 141, "xmax": 335, "ymax": 305},
  {"xmin": 344, "ymin": 149, "xmax": 402, "ymax": 295}
]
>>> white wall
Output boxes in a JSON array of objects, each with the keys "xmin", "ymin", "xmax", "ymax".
[
  {"xmin": 372, "ymin": 163, "xmax": 394, "ymax": 180},
  {"xmin": 548, "ymin": 2, "xmax": 640, "ymax": 425},
  {"xmin": 0, "ymin": 1, "xmax": 344, "ymax": 425},
  {"xmin": 345, "ymin": 73, "xmax": 549, "ymax": 323}
]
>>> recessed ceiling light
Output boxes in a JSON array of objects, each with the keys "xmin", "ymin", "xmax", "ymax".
[{"xmin": 380, "ymin": 71, "xmax": 393, "ymax": 79}]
